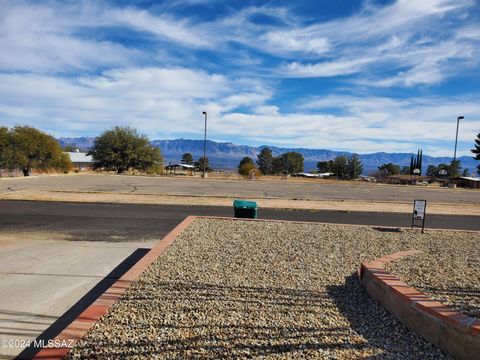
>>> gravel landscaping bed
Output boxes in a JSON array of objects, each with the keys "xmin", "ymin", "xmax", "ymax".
[
  {"xmin": 65, "ymin": 219, "xmax": 478, "ymax": 359},
  {"xmin": 387, "ymin": 233, "xmax": 480, "ymax": 319}
]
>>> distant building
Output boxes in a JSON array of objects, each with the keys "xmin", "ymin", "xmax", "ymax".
[
  {"xmin": 65, "ymin": 150, "xmax": 93, "ymax": 171},
  {"xmin": 452, "ymin": 176, "xmax": 480, "ymax": 189},
  {"xmin": 292, "ymin": 172, "xmax": 332, "ymax": 178},
  {"xmin": 164, "ymin": 163, "xmax": 196, "ymax": 175},
  {"xmin": 385, "ymin": 174, "xmax": 430, "ymax": 185}
]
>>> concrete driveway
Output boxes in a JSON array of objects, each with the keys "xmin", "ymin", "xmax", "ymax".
[{"xmin": 0, "ymin": 233, "xmax": 156, "ymax": 359}]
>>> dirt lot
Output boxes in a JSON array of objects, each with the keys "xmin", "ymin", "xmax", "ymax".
[{"xmin": 1, "ymin": 173, "xmax": 479, "ymax": 215}]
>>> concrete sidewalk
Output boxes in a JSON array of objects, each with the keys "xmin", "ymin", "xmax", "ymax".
[{"xmin": 0, "ymin": 234, "xmax": 155, "ymax": 359}]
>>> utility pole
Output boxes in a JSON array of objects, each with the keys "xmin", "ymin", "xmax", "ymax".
[
  {"xmin": 202, "ymin": 111, "xmax": 207, "ymax": 178},
  {"xmin": 453, "ymin": 116, "xmax": 464, "ymax": 162}
]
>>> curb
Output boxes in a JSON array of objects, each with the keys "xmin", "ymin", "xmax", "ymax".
[
  {"xmin": 359, "ymin": 251, "xmax": 480, "ymax": 360},
  {"xmin": 198, "ymin": 215, "xmax": 480, "ymax": 234},
  {"xmin": 32, "ymin": 215, "xmax": 197, "ymax": 360}
]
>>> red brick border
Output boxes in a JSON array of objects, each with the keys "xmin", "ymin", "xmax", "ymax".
[
  {"xmin": 32, "ymin": 215, "xmax": 197, "ymax": 360},
  {"xmin": 359, "ymin": 251, "xmax": 480, "ymax": 360}
]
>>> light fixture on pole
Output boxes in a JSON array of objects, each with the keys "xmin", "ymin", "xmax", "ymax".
[
  {"xmin": 439, "ymin": 169, "xmax": 447, "ymax": 187},
  {"xmin": 202, "ymin": 111, "xmax": 207, "ymax": 179},
  {"xmin": 413, "ymin": 168, "xmax": 420, "ymax": 185},
  {"xmin": 453, "ymin": 116, "xmax": 464, "ymax": 162}
]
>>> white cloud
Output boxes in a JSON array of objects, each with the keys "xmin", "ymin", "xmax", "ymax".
[
  {"xmin": 263, "ymin": 32, "xmax": 329, "ymax": 55},
  {"xmin": 282, "ymin": 57, "xmax": 376, "ymax": 77},
  {"xmin": 0, "ymin": 67, "xmax": 270, "ymax": 137},
  {"xmin": 0, "ymin": 1, "xmax": 215, "ymax": 73},
  {"xmin": 0, "ymin": 2, "xmax": 138, "ymax": 72},
  {"xmin": 109, "ymin": 7, "xmax": 213, "ymax": 48},
  {"xmin": 0, "ymin": 66, "xmax": 478, "ymax": 155},
  {"xmin": 297, "ymin": 95, "xmax": 480, "ymax": 151},
  {"xmin": 273, "ymin": 0, "xmax": 479, "ymax": 82},
  {"xmin": 0, "ymin": 0, "xmax": 478, "ymax": 157}
]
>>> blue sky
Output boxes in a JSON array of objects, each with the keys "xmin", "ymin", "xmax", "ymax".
[{"xmin": 0, "ymin": 0, "xmax": 479, "ymax": 156}]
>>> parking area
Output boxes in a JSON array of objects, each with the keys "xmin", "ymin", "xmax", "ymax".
[{"xmin": 1, "ymin": 173, "xmax": 479, "ymax": 205}]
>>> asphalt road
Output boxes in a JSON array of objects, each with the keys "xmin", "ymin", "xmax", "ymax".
[
  {"xmin": 1, "ymin": 200, "xmax": 479, "ymax": 236},
  {"xmin": 1, "ymin": 174, "xmax": 480, "ymax": 205}
]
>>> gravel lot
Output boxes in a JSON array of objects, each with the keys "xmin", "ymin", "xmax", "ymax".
[
  {"xmin": 387, "ymin": 235, "xmax": 480, "ymax": 319},
  {"xmin": 65, "ymin": 219, "xmax": 478, "ymax": 359}
]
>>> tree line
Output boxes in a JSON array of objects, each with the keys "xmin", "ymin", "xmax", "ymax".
[
  {"xmin": 235, "ymin": 148, "xmax": 365, "ymax": 180},
  {"xmin": 237, "ymin": 149, "xmax": 305, "ymax": 177},
  {"xmin": 2, "ymin": 125, "xmax": 479, "ymax": 178},
  {"xmin": 316, "ymin": 154, "xmax": 363, "ymax": 180},
  {"xmin": 375, "ymin": 142, "xmax": 479, "ymax": 178}
]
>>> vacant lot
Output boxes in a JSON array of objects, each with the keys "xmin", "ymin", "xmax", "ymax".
[
  {"xmin": 1, "ymin": 173, "xmax": 479, "ymax": 204},
  {"xmin": 1, "ymin": 174, "xmax": 479, "ymax": 215},
  {"xmin": 66, "ymin": 218, "xmax": 479, "ymax": 359}
]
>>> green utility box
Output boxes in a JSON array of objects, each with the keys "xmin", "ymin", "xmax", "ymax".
[{"xmin": 233, "ymin": 200, "xmax": 258, "ymax": 219}]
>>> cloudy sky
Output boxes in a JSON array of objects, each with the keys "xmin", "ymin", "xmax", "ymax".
[{"xmin": 0, "ymin": 0, "xmax": 479, "ymax": 156}]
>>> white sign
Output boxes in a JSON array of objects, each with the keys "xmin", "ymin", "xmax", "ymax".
[{"xmin": 413, "ymin": 200, "xmax": 426, "ymax": 220}]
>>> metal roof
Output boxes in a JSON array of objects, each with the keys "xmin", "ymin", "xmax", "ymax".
[
  {"xmin": 65, "ymin": 152, "xmax": 93, "ymax": 163},
  {"xmin": 165, "ymin": 163, "xmax": 196, "ymax": 169}
]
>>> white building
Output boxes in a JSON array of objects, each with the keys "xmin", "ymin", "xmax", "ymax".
[{"xmin": 65, "ymin": 150, "xmax": 93, "ymax": 171}]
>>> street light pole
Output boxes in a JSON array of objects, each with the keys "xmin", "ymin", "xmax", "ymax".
[
  {"xmin": 453, "ymin": 116, "xmax": 464, "ymax": 162},
  {"xmin": 202, "ymin": 111, "xmax": 207, "ymax": 178}
]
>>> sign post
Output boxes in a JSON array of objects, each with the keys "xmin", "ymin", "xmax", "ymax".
[{"xmin": 412, "ymin": 199, "xmax": 427, "ymax": 233}]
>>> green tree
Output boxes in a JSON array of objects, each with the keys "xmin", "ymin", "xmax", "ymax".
[
  {"xmin": 333, "ymin": 155, "xmax": 348, "ymax": 179},
  {"xmin": 195, "ymin": 156, "xmax": 211, "ymax": 172},
  {"xmin": 277, "ymin": 152, "xmax": 304, "ymax": 174},
  {"xmin": 378, "ymin": 163, "xmax": 401, "ymax": 176},
  {"xmin": 462, "ymin": 168, "xmax": 470, "ymax": 177},
  {"xmin": 53, "ymin": 152, "xmax": 74, "ymax": 173},
  {"xmin": 448, "ymin": 159, "xmax": 461, "ymax": 178},
  {"xmin": 257, "ymin": 147, "xmax": 274, "ymax": 175},
  {"xmin": 472, "ymin": 132, "xmax": 480, "ymax": 175},
  {"xmin": 238, "ymin": 157, "xmax": 256, "ymax": 176},
  {"xmin": 418, "ymin": 149, "xmax": 423, "ymax": 174},
  {"xmin": 9, "ymin": 126, "xmax": 72, "ymax": 176},
  {"xmin": 317, "ymin": 161, "xmax": 335, "ymax": 173},
  {"xmin": 272, "ymin": 156, "xmax": 283, "ymax": 174},
  {"xmin": 0, "ymin": 127, "xmax": 14, "ymax": 170},
  {"xmin": 400, "ymin": 166, "xmax": 410, "ymax": 175},
  {"xmin": 410, "ymin": 149, "xmax": 423, "ymax": 175},
  {"xmin": 88, "ymin": 126, "xmax": 162, "ymax": 174},
  {"xmin": 426, "ymin": 165, "xmax": 439, "ymax": 177},
  {"xmin": 181, "ymin": 152, "xmax": 193, "ymax": 165},
  {"xmin": 347, "ymin": 154, "xmax": 363, "ymax": 179}
]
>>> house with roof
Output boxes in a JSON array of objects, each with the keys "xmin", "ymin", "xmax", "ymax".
[{"xmin": 65, "ymin": 150, "xmax": 93, "ymax": 171}]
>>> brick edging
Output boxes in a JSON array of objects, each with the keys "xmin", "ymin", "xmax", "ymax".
[
  {"xmin": 32, "ymin": 215, "xmax": 197, "ymax": 360},
  {"xmin": 359, "ymin": 251, "xmax": 480, "ymax": 360}
]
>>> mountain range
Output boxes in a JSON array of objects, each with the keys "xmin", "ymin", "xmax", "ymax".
[{"xmin": 58, "ymin": 137, "xmax": 479, "ymax": 175}]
